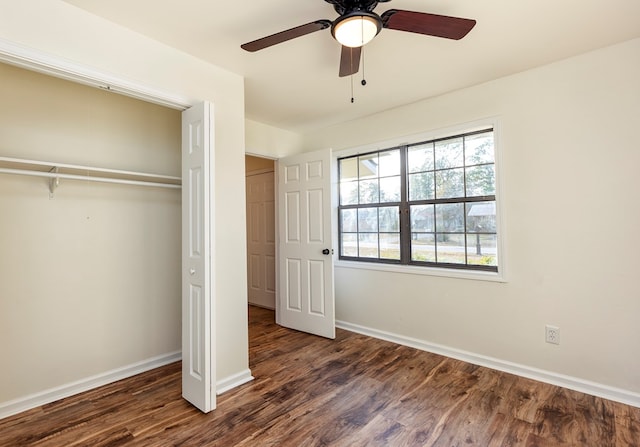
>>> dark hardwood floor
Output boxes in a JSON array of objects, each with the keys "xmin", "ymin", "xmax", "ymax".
[{"xmin": 1, "ymin": 306, "xmax": 638, "ymax": 446}]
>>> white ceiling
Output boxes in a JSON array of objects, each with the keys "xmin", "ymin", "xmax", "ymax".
[{"xmin": 63, "ymin": 0, "xmax": 640, "ymax": 133}]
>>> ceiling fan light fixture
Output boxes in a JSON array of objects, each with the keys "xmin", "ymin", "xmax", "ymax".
[{"xmin": 332, "ymin": 12, "xmax": 381, "ymax": 48}]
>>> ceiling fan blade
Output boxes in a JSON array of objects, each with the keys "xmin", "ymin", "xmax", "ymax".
[
  {"xmin": 241, "ymin": 20, "xmax": 332, "ymax": 52},
  {"xmin": 339, "ymin": 45, "xmax": 361, "ymax": 77},
  {"xmin": 381, "ymin": 10, "xmax": 476, "ymax": 40}
]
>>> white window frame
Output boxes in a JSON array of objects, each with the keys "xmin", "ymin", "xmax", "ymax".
[{"xmin": 332, "ymin": 117, "xmax": 507, "ymax": 283}]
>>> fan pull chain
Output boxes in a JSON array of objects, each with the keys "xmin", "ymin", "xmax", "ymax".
[
  {"xmin": 350, "ymin": 72, "xmax": 354, "ymax": 103},
  {"xmin": 350, "ymin": 46, "xmax": 355, "ymax": 103},
  {"xmin": 361, "ymin": 46, "xmax": 367, "ymax": 86}
]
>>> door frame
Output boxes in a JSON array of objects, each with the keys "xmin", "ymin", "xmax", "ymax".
[{"xmin": 0, "ymin": 38, "xmax": 191, "ymax": 111}]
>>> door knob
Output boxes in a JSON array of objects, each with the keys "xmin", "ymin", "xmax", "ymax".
[
  {"xmin": 322, "ymin": 248, "xmax": 331, "ymax": 255},
  {"xmin": 189, "ymin": 268, "xmax": 196, "ymax": 275}
]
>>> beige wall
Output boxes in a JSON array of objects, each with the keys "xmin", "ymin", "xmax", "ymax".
[
  {"xmin": 0, "ymin": 63, "xmax": 181, "ymax": 403},
  {"xmin": 0, "ymin": 0, "xmax": 248, "ymax": 408},
  {"xmin": 299, "ymin": 38, "xmax": 640, "ymax": 396}
]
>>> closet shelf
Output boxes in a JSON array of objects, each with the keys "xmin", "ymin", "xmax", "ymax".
[{"xmin": 0, "ymin": 156, "xmax": 181, "ymax": 193}]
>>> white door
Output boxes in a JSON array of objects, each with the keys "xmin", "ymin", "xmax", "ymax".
[
  {"xmin": 277, "ymin": 149, "xmax": 335, "ymax": 339},
  {"xmin": 181, "ymin": 101, "xmax": 215, "ymax": 413},
  {"xmin": 246, "ymin": 171, "xmax": 276, "ymax": 309}
]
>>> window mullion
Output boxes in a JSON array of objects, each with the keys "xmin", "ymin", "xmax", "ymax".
[
  {"xmin": 399, "ymin": 146, "xmax": 411, "ymax": 265},
  {"xmin": 463, "ymin": 135, "xmax": 468, "ymax": 266}
]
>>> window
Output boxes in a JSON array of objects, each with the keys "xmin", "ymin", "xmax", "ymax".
[{"xmin": 338, "ymin": 129, "xmax": 498, "ymax": 272}]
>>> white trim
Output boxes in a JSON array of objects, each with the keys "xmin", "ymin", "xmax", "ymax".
[
  {"xmin": 336, "ymin": 320, "xmax": 640, "ymax": 408},
  {"xmin": 245, "ymin": 151, "xmax": 278, "ymax": 161},
  {"xmin": 0, "ymin": 351, "xmax": 181, "ymax": 420},
  {"xmin": 216, "ymin": 369, "xmax": 254, "ymax": 395},
  {"xmin": 0, "ymin": 38, "xmax": 192, "ymax": 110},
  {"xmin": 335, "ymin": 259, "xmax": 506, "ymax": 282}
]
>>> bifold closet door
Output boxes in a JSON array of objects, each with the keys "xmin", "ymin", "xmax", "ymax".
[{"xmin": 181, "ymin": 101, "xmax": 215, "ymax": 413}]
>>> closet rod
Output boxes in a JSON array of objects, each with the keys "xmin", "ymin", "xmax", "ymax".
[
  {"xmin": 0, "ymin": 168, "xmax": 181, "ymax": 189},
  {"xmin": 0, "ymin": 156, "xmax": 181, "ymax": 182}
]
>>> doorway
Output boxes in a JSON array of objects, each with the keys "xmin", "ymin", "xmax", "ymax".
[{"xmin": 245, "ymin": 155, "xmax": 276, "ymax": 310}]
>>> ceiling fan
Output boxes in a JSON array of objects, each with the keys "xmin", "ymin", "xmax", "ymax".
[{"xmin": 241, "ymin": 0, "xmax": 476, "ymax": 77}]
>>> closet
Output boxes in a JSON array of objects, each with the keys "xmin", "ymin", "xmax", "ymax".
[{"xmin": 0, "ymin": 62, "xmax": 182, "ymax": 408}]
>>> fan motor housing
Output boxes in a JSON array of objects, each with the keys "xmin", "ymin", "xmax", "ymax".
[{"xmin": 325, "ymin": 0, "xmax": 390, "ymax": 15}]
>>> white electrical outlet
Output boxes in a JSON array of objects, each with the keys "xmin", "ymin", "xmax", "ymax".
[{"xmin": 545, "ymin": 325, "xmax": 560, "ymax": 345}]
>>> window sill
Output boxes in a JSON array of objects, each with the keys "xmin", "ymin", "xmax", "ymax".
[{"xmin": 334, "ymin": 259, "xmax": 507, "ymax": 283}]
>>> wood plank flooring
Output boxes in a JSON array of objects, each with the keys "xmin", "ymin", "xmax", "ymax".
[{"xmin": 1, "ymin": 306, "xmax": 638, "ymax": 446}]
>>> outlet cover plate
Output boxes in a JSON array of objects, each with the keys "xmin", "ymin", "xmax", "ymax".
[{"xmin": 545, "ymin": 325, "xmax": 560, "ymax": 345}]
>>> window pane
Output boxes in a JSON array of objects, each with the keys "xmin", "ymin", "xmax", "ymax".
[
  {"xmin": 436, "ymin": 203, "xmax": 464, "ymax": 233},
  {"xmin": 379, "ymin": 149, "xmax": 400, "ymax": 177},
  {"xmin": 410, "ymin": 204, "xmax": 434, "ymax": 232},
  {"xmin": 341, "ymin": 233, "xmax": 357, "ymax": 257},
  {"xmin": 358, "ymin": 208, "xmax": 378, "ymax": 232},
  {"xmin": 379, "ymin": 206, "xmax": 399, "ymax": 232},
  {"xmin": 409, "ymin": 172, "xmax": 435, "ymax": 201},
  {"xmin": 359, "ymin": 153, "xmax": 378, "ymax": 179},
  {"xmin": 435, "ymin": 168, "xmax": 464, "ymax": 199},
  {"xmin": 340, "ymin": 208, "xmax": 357, "ymax": 232},
  {"xmin": 466, "ymin": 165, "xmax": 495, "ymax": 197},
  {"xmin": 359, "ymin": 179, "xmax": 379, "ymax": 204},
  {"xmin": 411, "ymin": 233, "xmax": 435, "ymax": 262},
  {"xmin": 339, "ymin": 157, "xmax": 358, "ymax": 182},
  {"xmin": 466, "ymin": 201, "xmax": 496, "ymax": 233},
  {"xmin": 436, "ymin": 234, "xmax": 466, "ymax": 264},
  {"xmin": 380, "ymin": 176, "xmax": 400, "ymax": 203},
  {"xmin": 466, "ymin": 234, "xmax": 497, "ymax": 266},
  {"xmin": 465, "ymin": 132, "xmax": 494, "ymax": 166},
  {"xmin": 380, "ymin": 233, "xmax": 400, "ymax": 260},
  {"xmin": 408, "ymin": 143, "xmax": 434, "ymax": 173},
  {"xmin": 435, "ymin": 138, "xmax": 463, "ymax": 169},
  {"xmin": 359, "ymin": 233, "xmax": 378, "ymax": 258},
  {"xmin": 338, "ymin": 130, "xmax": 497, "ymax": 271},
  {"xmin": 340, "ymin": 181, "xmax": 358, "ymax": 205}
]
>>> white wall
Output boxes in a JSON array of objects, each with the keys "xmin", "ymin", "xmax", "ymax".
[
  {"xmin": 300, "ymin": 38, "xmax": 640, "ymax": 398},
  {"xmin": 245, "ymin": 119, "xmax": 303, "ymax": 159},
  {"xmin": 0, "ymin": 0, "xmax": 248, "ymax": 407}
]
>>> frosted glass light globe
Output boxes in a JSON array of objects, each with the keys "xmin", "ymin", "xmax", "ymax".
[{"xmin": 333, "ymin": 15, "xmax": 381, "ymax": 48}]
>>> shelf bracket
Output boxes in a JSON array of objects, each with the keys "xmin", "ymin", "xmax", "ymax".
[{"xmin": 49, "ymin": 166, "xmax": 59, "ymax": 199}]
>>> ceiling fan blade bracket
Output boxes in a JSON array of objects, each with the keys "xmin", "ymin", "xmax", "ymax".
[{"xmin": 380, "ymin": 9, "xmax": 397, "ymax": 27}]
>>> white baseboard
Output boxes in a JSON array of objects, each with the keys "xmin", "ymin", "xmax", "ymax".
[
  {"xmin": 216, "ymin": 369, "xmax": 254, "ymax": 395},
  {"xmin": 0, "ymin": 351, "xmax": 181, "ymax": 420},
  {"xmin": 336, "ymin": 320, "xmax": 640, "ymax": 408},
  {"xmin": 248, "ymin": 302, "xmax": 275, "ymax": 311}
]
